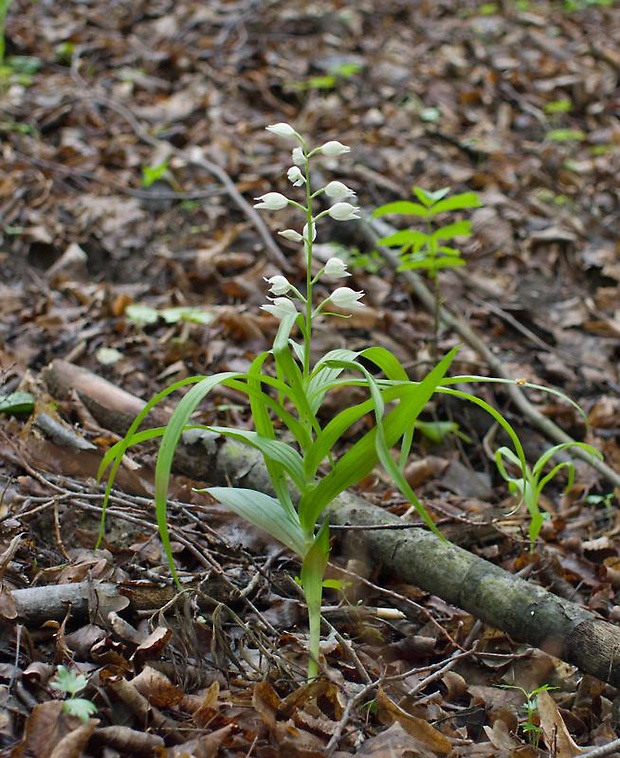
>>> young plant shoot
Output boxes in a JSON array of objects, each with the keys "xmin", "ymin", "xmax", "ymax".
[
  {"xmin": 372, "ymin": 186, "xmax": 482, "ymax": 356},
  {"xmin": 99, "ymin": 125, "xmax": 533, "ymax": 679}
]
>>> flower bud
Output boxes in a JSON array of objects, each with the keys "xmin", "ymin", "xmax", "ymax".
[
  {"xmin": 266, "ymin": 123, "xmax": 298, "ymax": 138},
  {"xmin": 324, "ymin": 181, "xmax": 356, "ymax": 200},
  {"xmin": 264, "ymin": 275, "xmax": 292, "ymax": 296},
  {"xmin": 328, "ymin": 202, "xmax": 361, "ymax": 221},
  {"xmin": 279, "ymin": 229, "xmax": 303, "ymax": 243},
  {"xmin": 303, "ymin": 222, "xmax": 317, "ymax": 242},
  {"xmin": 292, "ymin": 147, "xmax": 305, "ymax": 166},
  {"xmin": 260, "ymin": 297, "xmax": 298, "ymax": 319},
  {"xmin": 318, "ymin": 140, "xmax": 351, "ymax": 157},
  {"xmin": 287, "ymin": 166, "xmax": 305, "ymax": 187},
  {"xmin": 323, "ymin": 257, "xmax": 350, "ymax": 280},
  {"xmin": 329, "ymin": 286, "xmax": 365, "ymax": 310},
  {"xmin": 254, "ymin": 192, "xmax": 290, "ymax": 210}
]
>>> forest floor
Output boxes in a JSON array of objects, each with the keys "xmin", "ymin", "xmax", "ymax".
[{"xmin": 1, "ymin": 0, "xmax": 620, "ymax": 755}]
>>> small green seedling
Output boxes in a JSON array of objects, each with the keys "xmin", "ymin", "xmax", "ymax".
[
  {"xmin": 372, "ymin": 186, "xmax": 482, "ymax": 354},
  {"xmin": 287, "ymin": 61, "xmax": 363, "ymax": 92},
  {"xmin": 499, "ymin": 683, "xmax": 556, "ymax": 749},
  {"xmin": 495, "ymin": 441, "xmax": 603, "ymax": 546},
  {"xmin": 50, "ymin": 666, "xmax": 98, "ymax": 723},
  {"xmin": 141, "ymin": 159, "xmax": 171, "ymax": 188}
]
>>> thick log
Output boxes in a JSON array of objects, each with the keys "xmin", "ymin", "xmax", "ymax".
[
  {"xmin": 327, "ymin": 496, "xmax": 620, "ymax": 688},
  {"xmin": 41, "ymin": 360, "xmax": 620, "ymax": 686}
]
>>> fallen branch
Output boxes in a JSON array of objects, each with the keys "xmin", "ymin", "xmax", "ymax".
[{"xmin": 40, "ymin": 361, "xmax": 620, "ymax": 686}]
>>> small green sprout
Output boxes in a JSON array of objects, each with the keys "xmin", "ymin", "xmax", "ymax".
[
  {"xmin": 372, "ymin": 186, "xmax": 482, "ymax": 355},
  {"xmin": 495, "ymin": 441, "xmax": 603, "ymax": 546},
  {"xmin": 50, "ymin": 666, "xmax": 98, "ymax": 723},
  {"xmin": 499, "ymin": 683, "xmax": 557, "ymax": 748}
]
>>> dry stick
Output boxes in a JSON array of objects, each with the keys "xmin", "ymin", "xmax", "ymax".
[{"xmin": 364, "ymin": 216, "xmax": 620, "ymax": 489}]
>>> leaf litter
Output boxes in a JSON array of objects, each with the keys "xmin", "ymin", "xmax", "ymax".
[{"xmin": 1, "ymin": 0, "xmax": 620, "ymax": 754}]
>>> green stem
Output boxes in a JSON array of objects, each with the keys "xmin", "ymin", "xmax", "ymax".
[{"xmin": 303, "ymin": 153, "xmax": 314, "ymax": 383}]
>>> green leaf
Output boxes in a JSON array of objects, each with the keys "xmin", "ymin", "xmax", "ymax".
[
  {"xmin": 62, "ymin": 699, "xmax": 98, "ymax": 723},
  {"xmin": 372, "ymin": 201, "xmax": 429, "ymax": 218},
  {"xmin": 0, "ymin": 391, "xmax": 34, "ymax": 415},
  {"xmin": 300, "ymin": 521, "xmax": 331, "ymax": 678},
  {"xmin": 416, "ymin": 420, "xmax": 461, "ymax": 444},
  {"xmin": 431, "ymin": 220, "xmax": 472, "ymax": 241},
  {"xmin": 413, "ymin": 186, "xmax": 451, "ymax": 206},
  {"xmin": 429, "ymin": 192, "xmax": 483, "ymax": 214},
  {"xmin": 206, "ymin": 426, "xmax": 306, "ymax": 491},
  {"xmin": 206, "ymin": 487, "xmax": 308, "ymax": 556},
  {"xmin": 399, "ymin": 257, "xmax": 465, "ymax": 272},
  {"xmin": 160, "ymin": 306, "xmax": 216, "ymax": 325},
  {"xmin": 377, "ymin": 229, "xmax": 427, "ymax": 249},
  {"xmin": 547, "ymin": 128, "xmax": 586, "ymax": 142},
  {"xmin": 125, "ymin": 304, "xmax": 159, "ymax": 325},
  {"xmin": 50, "ymin": 666, "xmax": 87, "ymax": 696},
  {"xmin": 299, "ymin": 348, "xmax": 458, "ymax": 530}
]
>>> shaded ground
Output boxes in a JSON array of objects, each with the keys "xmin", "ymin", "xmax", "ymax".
[{"xmin": 1, "ymin": 0, "xmax": 620, "ymax": 755}]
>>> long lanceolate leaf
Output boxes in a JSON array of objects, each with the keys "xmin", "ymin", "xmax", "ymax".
[
  {"xmin": 205, "ymin": 487, "xmax": 307, "ymax": 558},
  {"xmin": 298, "ymin": 348, "xmax": 459, "ymax": 532},
  {"xmin": 96, "ymin": 374, "xmax": 210, "ymax": 546}
]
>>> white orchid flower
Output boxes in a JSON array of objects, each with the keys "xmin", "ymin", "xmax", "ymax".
[
  {"xmin": 323, "ymin": 257, "xmax": 350, "ymax": 280},
  {"xmin": 292, "ymin": 147, "xmax": 305, "ymax": 166},
  {"xmin": 287, "ymin": 166, "xmax": 306, "ymax": 187},
  {"xmin": 328, "ymin": 202, "xmax": 361, "ymax": 221},
  {"xmin": 260, "ymin": 297, "xmax": 298, "ymax": 319},
  {"xmin": 266, "ymin": 123, "xmax": 298, "ymax": 138},
  {"xmin": 279, "ymin": 229, "xmax": 303, "ymax": 243},
  {"xmin": 254, "ymin": 192, "xmax": 290, "ymax": 210},
  {"xmin": 329, "ymin": 286, "xmax": 365, "ymax": 310},
  {"xmin": 318, "ymin": 140, "xmax": 351, "ymax": 157},
  {"xmin": 303, "ymin": 222, "xmax": 317, "ymax": 242},
  {"xmin": 264, "ymin": 275, "xmax": 292, "ymax": 296},
  {"xmin": 324, "ymin": 181, "xmax": 356, "ymax": 200}
]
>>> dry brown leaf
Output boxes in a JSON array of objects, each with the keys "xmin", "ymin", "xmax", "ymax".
[{"xmin": 376, "ymin": 686, "xmax": 452, "ymax": 754}]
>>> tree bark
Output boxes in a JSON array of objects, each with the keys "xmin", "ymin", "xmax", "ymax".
[{"xmin": 327, "ymin": 496, "xmax": 620, "ymax": 688}]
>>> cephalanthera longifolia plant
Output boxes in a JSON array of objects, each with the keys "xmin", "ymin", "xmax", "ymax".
[{"xmin": 99, "ymin": 123, "xmax": 531, "ymax": 679}]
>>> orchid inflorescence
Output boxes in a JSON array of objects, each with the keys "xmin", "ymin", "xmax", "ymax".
[{"xmin": 255, "ymin": 123, "xmax": 364, "ymax": 325}]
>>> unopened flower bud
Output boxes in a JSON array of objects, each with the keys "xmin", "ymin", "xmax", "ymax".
[
  {"xmin": 292, "ymin": 147, "xmax": 306, "ymax": 165},
  {"xmin": 264, "ymin": 275, "xmax": 292, "ymax": 296},
  {"xmin": 266, "ymin": 123, "xmax": 298, "ymax": 138},
  {"xmin": 303, "ymin": 222, "xmax": 317, "ymax": 242},
  {"xmin": 323, "ymin": 257, "xmax": 350, "ymax": 280},
  {"xmin": 279, "ymin": 229, "xmax": 303, "ymax": 243},
  {"xmin": 287, "ymin": 166, "xmax": 305, "ymax": 187},
  {"xmin": 328, "ymin": 202, "xmax": 361, "ymax": 221},
  {"xmin": 254, "ymin": 192, "xmax": 290, "ymax": 210},
  {"xmin": 329, "ymin": 286, "xmax": 365, "ymax": 310},
  {"xmin": 318, "ymin": 140, "xmax": 351, "ymax": 157},
  {"xmin": 324, "ymin": 181, "xmax": 356, "ymax": 200}
]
